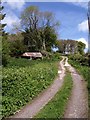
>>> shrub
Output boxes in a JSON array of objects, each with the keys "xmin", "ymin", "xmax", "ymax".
[{"xmin": 68, "ymin": 54, "xmax": 89, "ymax": 66}]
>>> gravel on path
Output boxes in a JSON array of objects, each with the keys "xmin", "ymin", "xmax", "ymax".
[{"xmin": 64, "ymin": 57, "xmax": 88, "ymax": 118}]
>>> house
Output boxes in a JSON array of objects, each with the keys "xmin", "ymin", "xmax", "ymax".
[{"xmin": 21, "ymin": 52, "xmax": 43, "ymax": 59}]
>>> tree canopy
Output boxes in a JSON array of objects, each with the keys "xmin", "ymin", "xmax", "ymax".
[
  {"xmin": 56, "ymin": 39, "xmax": 85, "ymax": 55},
  {"xmin": 20, "ymin": 6, "xmax": 59, "ymax": 52},
  {"xmin": 1, "ymin": 4, "xmax": 10, "ymax": 66}
]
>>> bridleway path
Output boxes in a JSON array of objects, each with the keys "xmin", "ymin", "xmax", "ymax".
[
  {"xmin": 64, "ymin": 57, "xmax": 88, "ymax": 118},
  {"xmin": 8, "ymin": 57, "xmax": 88, "ymax": 119},
  {"xmin": 9, "ymin": 57, "xmax": 66, "ymax": 118}
]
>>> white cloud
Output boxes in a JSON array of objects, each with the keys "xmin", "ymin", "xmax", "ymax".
[
  {"xmin": 2, "ymin": 0, "xmax": 25, "ymax": 10},
  {"xmin": 2, "ymin": 16, "xmax": 21, "ymax": 27},
  {"xmin": 1, "ymin": 0, "xmax": 89, "ymax": 9},
  {"xmin": 1, "ymin": 11, "xmax": 21, "ymax": 32},
  {"xmin": 77, "ymin": 38, "xmax": 88, "ymax": 49},
  {"xmin": 72, "ymin": 2, "xmax": 88, "ymax": 9},
  {"xmin": 78, "ymin": 20, "xmax": 88, "ymax": 32},
  {"xmin": 5, "ymin": 0, "xmax": 88, "ymax": 10},
  {"xmin": 16, "ymin": 0, "xmax": 89, "ymax": 3}
]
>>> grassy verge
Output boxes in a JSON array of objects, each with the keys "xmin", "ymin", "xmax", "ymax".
[
  {"xmin": 35, "ymin": 69, "xmax": 73, "ymax": 118},
  {"xmin": 68, "ymin": 59, "xmax": 90, "ymax": 116},
  {"xmin": 2, "ymin": 58, "xmax": 60, "ymax": 118}
]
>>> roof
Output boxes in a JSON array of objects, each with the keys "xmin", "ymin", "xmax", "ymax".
[{"xmin": 22, "ymin": 52, "xmax": 42, "ymax": 58}]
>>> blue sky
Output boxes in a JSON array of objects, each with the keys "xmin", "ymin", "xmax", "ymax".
[{"xmin": 1, "ymin": 0, "xmax": 89, "ymax": 51}]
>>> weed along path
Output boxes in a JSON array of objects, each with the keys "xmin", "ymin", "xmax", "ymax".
[
  {"xmin": 9, "ymin": 57, "xmax": 66, "ymax": 118},
  {"xmin": 64, "ymin": 57, "xmax": 88, "ymax": 118}
]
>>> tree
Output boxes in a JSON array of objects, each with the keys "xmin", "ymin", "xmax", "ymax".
[
  {"xmin": 21, "ymin": 6, "xmax": 39, "ymax": 30},
  {"xmin": 77, "ymin": 41, "xmax": 85, "ymax": 55},
  {"xmin": 66, "ymin": 40, "xmax": 78, "ymax": 54},
  {"xmin": 20, "ymin": 6, "xmax": 59, "ymax": 52},
  {"xmin": 39, "ymin": 11, "xmax": 59, "ymax": 51},
  {"xmin": 0, "ymin": 4, "xmax": 10, "ymax": 66},
  {"xmin": 8, "ymin": 33, "xmax": 26, "ymax": 57},
  {"xmin": 44, "ymin": 26, "xmax": 57, "ymax": 51},
  {"xmin": 21, "ymin": 6, "xmax": 42, "ymax": 51},
  {"xmin": 0, "ymin": 6, "xmax": 6, "ymax": 36},
  {"xmin": 56, "ymin": 39, "xmax": 79, "ymax": 54},
  {"xmin": 2, "ymin": 36, "xmax": 10, "ymax": 66}
]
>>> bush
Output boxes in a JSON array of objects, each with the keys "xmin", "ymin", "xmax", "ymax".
[
  {"xmin": 2, "ymin": 55, "xmax": 8, "ymax": 67},
  {"xmin": 2, "ymin": 36, "xmax": 10, "ymax": 67},
  {"xmin": 41, "ymin": 51, "xmax": 61, "ymax": 61},
  {"xmin": 50, "ymin": 52, "xmax": 61, "ymax": 61},
  {"xmin": 68, "ymin": 54, "xmax": 89, "ymax": 66}
]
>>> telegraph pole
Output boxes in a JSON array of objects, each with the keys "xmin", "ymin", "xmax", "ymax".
[
  {"xmin": 88, "ymin": 1, "xmax": 90, "ymax": 66},
  {"xmin": 88, "ymin": 1, "xmax": 90, "ymax": 53}
]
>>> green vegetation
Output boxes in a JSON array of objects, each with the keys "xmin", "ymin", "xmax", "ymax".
[
  {"xmin": 68, "ymin": 54, "xmax": 89, "ymax": 87},
  {"xmin": 68, "ymin": 54, "xmax": 89, "ymax": 66},
  {"xmin": 1, "ymin": 4, "xmax": 59, "ymax": 66},
  {"xmin": 1, "ymin": 1, "xmax": 88, "ymax": 118},
  {"xmin": 2, "ymin": 58, "xmax": 60, "ymax": 118},
  {"xmin": 56, "ymin": 40, "xmax": 85, "ymax": 55},
  {"xmin": 35, "ymin": 69, "xmax": 73, "ymax": 118},
  {"xmin": 1, "ymin": 5, "xmax": 10, "ymax": 67},
  {"xmin": 21, "ymin": 6, "xmax": 58, "ymax": 52}
]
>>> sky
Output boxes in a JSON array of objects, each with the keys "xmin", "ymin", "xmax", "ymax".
[{"xmin": 1, "ymin": 0, "xmax": 90, "ymax": 52}]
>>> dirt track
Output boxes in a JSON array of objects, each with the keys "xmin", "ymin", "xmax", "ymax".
[
  {"xmin": 7, "ymin": 57, "xmax": 88, "ymax": 119},
  {"xmin": 64, "ymin": 57, "xmax": 88, "ymax": 118},
  {"xmin": 9, "ymin": 57, "xmax": 65, "ymax": 118}
]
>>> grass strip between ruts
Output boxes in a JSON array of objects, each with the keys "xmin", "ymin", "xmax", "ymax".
[{"xmin": 35, "ymin": 68, "xmax": 73, "ymax": 118}]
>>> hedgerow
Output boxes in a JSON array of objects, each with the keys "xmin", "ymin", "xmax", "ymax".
[{"xmin": 68, "ymin": 54, "xmax": 89, "ymax": 66}]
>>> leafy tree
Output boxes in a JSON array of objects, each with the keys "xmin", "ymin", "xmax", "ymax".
[
  {"xmin": 8, "ymin": 33, "xmax": 26, "ymax": 57},
  {"xmin": 39, "ymin": 11, "xmax": 59, "ymax": 51},
  {"xmin": 0, "ymin": 6, "xmax": 6, "ymax": 36},
  {"xmin": 2, "ymin": 36, "xmax": 10, "ymax": 66},
  {"xmin": 66, "ymin": 40, "xmax": 78, "ymax": 54},
  {"xmin": 44, "ymin": 26, "xmax": 57, "ymax": 51},
  {"xmin": 56, "ymin": 39, "xmax": 82, "ymax": 54},
  {"xmin": 56, "ymin": 40, "xmax": 68, "ymax": 53},
  {"xmin": 0, "ymin": 4, "xmax": 9, "ymax": 66},
  {"xmin": 56, "ymin": 40, "xmax": 65, "ymax": 53},
  {"xmin": 20, "ymin": 6, "xmax": 59, "ymax": 52},
  {"xmin": 21, "ymin": 6, "xmax": 41, "ymax": 51},
  {"xmin": 77, "ymin": 41, "xmax": 85, "ymax": 55}
]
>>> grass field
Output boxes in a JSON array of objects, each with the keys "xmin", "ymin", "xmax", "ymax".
[
  {"xmin": 35, "ymin": 69, "xmax": 73, "ymax": 118},
  {"xmin": 2, "ymin": 58, "xmax": 60, "ymax": 118}
]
